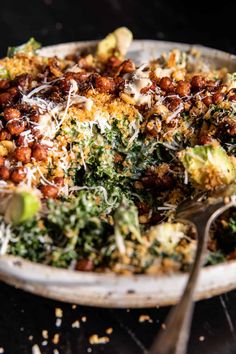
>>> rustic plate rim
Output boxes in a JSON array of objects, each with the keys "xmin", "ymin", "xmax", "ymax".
[{"xmin": 1, "ymin": 39, "xmax": 236, "ymax": 307}]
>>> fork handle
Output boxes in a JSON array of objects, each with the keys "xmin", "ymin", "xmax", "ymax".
[{"xmin": 149, "ymin": 218, "xmax": 209, "ymax": 354}]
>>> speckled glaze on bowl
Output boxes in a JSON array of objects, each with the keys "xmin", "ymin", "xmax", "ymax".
[{"xmin": 0, "ymin": 40, "xmax": 236, "ymax": 308}]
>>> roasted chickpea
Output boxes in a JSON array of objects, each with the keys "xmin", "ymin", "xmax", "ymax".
[
  {"xmin": 0, "ymin": 79, "xmax": 10, "ymax": 90},
  {"xmin": 10, "ymin": 167, "xmax": 26, "ymax": 183},
  {"xmin": 14, "ymin": 73, "xmax": 32, "ymax": 91},
  {"xmin": 32, "ymin": 143, "xmax": 48, "ymax": 161},
  {"xmin": 30, "ymin": 114, "xmax": 40, "ymax": 123},
  {"xmin": 15, "ymin": 147, "xmax": 32, "ymax": 163},
  {"xmin": 176, "ymin": 80, "xmax": 191, "ymax": 97},
  {"xmin": 75, "ymin": 259, "xmax": 94, "ymax": 271},
  {"xmin": 0, "ymin": 130, "xmax": 11, "ymax": 141},
  {"xmin": 229, "ymin": 94, "xmax": 236, "ymax": 102},
  {"xmin": 109, "ymin": 55, "xmax": 122, "ymax": 67},
  {"xmin": 4, "ymin": 107, "xmax": 21, "ymax": 121},
  {"xmin": 0, "ymin": 156, "xmax": 4, "ymax": 166},
  {"xmin": 206, "ymin": 80, "xmax": 216, "ymax": 92},
  {"xmin": 53, "ymin": 177, "xmax": 64, "ymax": 186},
  {"xmin": 198, "ymin": 134, "xmax": 213, "ymax": 145},
  {"xmin": 0, "ymin": 92, "xmax": 13, "ymax": 106},
  {"xmin": 137, "ymin": 201, "xmax": 150, "ymax": 214},
  {"xmin": 94, "ymin": 76, "xmax": 115, "ymax": 93},
  {"xmin": 7, "ymin": 87, "xmax": 19, "ymax": 97},
  {"xmin": 191, "ymin": 75, "xmax": 206, "ymax": 90},
  {"xmin": 0, "ymin": 166, "xmax": 10, "ymax": 180},
  {"xmin": 7, "ymin": 120, "xmax": 26, "ymax": 136},
  {"xmin": 212, "ymin": 92, "xmax": 224, "ymax": 104},
  {"xmin": 159, "ymin": 77, "xmax": 172, "ymax": 91},
  {"xmin": 167, "ymin": 97, "xmax": 182, "ymax": 111},
  {"xmin": 119, "ymin": 59, "xmax": 135, "ymax": 74},
  {"xmin": 40, "ymin": 184, "xmax": 59, "ymax": 199},
  {"xmin": 31, "ymin": 128, "xmax": 43, "ymax": 140},
  {"xmin": 202, "ymin": 96, "xmax": 213, "ymax": 107}
]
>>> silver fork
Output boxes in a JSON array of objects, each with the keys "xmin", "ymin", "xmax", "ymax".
[{"xmin": 150, "ymin": 183, "xmax": 236, "ymax": 354}]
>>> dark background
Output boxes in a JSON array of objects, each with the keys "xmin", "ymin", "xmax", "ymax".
[
  {"xmin": 0, "ymin": 0, "xmax": 236, "ymax": 56},
  {"xmin": 1, "ymin": 0, "xmax": 236, "ymax": 353}
]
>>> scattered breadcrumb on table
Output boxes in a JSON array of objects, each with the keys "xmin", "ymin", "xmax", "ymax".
[
  {"xmin": 89, "ymin": 334, "xmax": 110, "ymax": 345},
  {"xmin": 52, "ymin": 333, "xmax": 60, "ymax": 345},
  {"xmin": 55, "ymin": 318, "xmax": 62, "ymax": 327},
  {"xmin": 42, "ymin": 330, "xmax": 48, "ymax": 339},
  {"xmin": 72, "ymin": 320, "xmax": 80, "ymax": 328},
  {"xmin": 139, "ymin": 314, "xmax": 153, "ymax": 323},
  {"xmin": 55, "ymin": 308, "xmax": 63, "ymax": 318},
  {"xmin": 161, "ymin": 323, "xmax": 166, "ymax": 329},
  {"xmin": 32, "ymin": 344, "xmax": 41, "ymax": 354},
  {"xmin": 105, "ymin": 327, "xmax": 113, "ymax": 334}
]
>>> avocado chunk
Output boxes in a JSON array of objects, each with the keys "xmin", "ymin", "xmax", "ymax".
[
  {"xmin": 179, "ymin": 145, "xmax": 236, "ymax": 189},
  {"xmin": 7, "ymin": 38, "xmax": 41, "ymax": 58},
  {"xmin": 5, "ymin": 190, "xmax": 41, "ymax": 224},
  {"xmin": 96, "ymin": 27, "xmax": 133, "ymax": 62}
]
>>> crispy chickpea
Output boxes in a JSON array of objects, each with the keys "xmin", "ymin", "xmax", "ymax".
[
  {"xmin": 226, "ymin": 121, "xmax": 236, "ymax": 136},
  {"xmin": 198, "ymin": 134, "xmax": 213, "ymax": 145},
  {"xmin": 15, "ymin": 73, "xmax": 32, "ymax": 91},
  {"xmin": 40, "ymin": 184, "xmax": 59, "ymax": 199},
  {"xmin": 15, "ymin": 135, "xmax": 25, "ymax": 147},
  {"xmin": 202, "ymin": 96, "xmax": 213, "ymax": 107},
  {"xmin": 229, "ymin": 94, "xmax": 236, "ymax": 102},
  {"xmin": 0, "ymin": 79, "xmax": 10, "ymax": 90},
  {"xmin": 10, "ymin": 167, "xmax": 26, "ymax": 183},
  {"xmin": 15, "ymin": 135, "xmax": 33, "ymax": 147},
  {"xmin": 30, "ymin": 114, "xmax": 40, "ymax": 123},
  {"xmin": 77, "ymin": 57, "xmax": 91, "ymax": 69},
  {"xmin": 32, "ymin": 143, "xmax": 48, "ymax": 161},
  {"xmin": 7, "ymin": 120, "xmax": 26, "ymax": 136},
  {"xmin": 159, "ymin": 77, "xmax": 172, "ymax": 91},
  {"xmin": 53, "ymin": 177, "xmax": 64, "ymax": 186},
  {"xmin": 176, "ymin": 80, "xmax": 191, "ymax": 97},
  {"xmin": 206, "ymin": 80, "xmax": 216, "ymax": 92},
  {"xmin": 191, "ymin": 75, "xmax": 206, "ymax": 90},
  {"xmin": 31, "ymin": 128, "xmax": 43, "ymax": 140},
  {"xmin": 7, "ymin": 87, "xmax": 19, "ymax": 97},
  {"xmin": 137, "ymin": 201, "xmax": 150, "ymax": 214},
  {"xmin": 0, "ymin": 166, "xmax": 10, "ymax": 180},
  {"xmin": 212, "ymin": 92, "xmax": 224, "ymax": 104},
  {"xmin": 94, "ymin": 76, "xmax": 115, "ymax": 93},
  {"xmin": 15, "ymin": 147, "xmax": 32, "ymax": 163},
  {"xmin": 167, "ymin": 97, "xmax": 182, "ymax": 111},
  {"xmin": 0, "ymin": 156, "xmax": 4, "ymax": 166},
  {"xmin": 119, "ymin": 59, "xmax": 135, "ymax": 74},
  {"xmin": 0, "ymin": 130, "xmax": 11, "ymax": 141},
  {"xmin": 109, "ymin": 56, "xmax": 122, "ymax": 67},
  {"xmin": 4, "ymin": 107, "xmax": 21, "ymax": 121},
  {"xmin": 75, "ymin": 259, "xmax": 94, "ymax": 271},
  {"xmin": 114, "ymin": 76, "xmax": 124, "ymax": 91},
  {"xmin": 0, "ymin": 92, "xmax": 12, "ymax": 106}
]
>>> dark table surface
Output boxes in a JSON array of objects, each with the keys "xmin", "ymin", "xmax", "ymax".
[
  {"xmin": 1, "ymin": 0, "xmax": 236, "ymax": 353},
  {"xmin": 0, "ymin": 282, "xmax": 236, "ymax": 354}
]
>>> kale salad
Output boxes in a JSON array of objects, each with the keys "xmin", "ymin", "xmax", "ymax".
[{"xmin": 0, "ymin": 28, "xmax": 235, "ymax": 274}]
